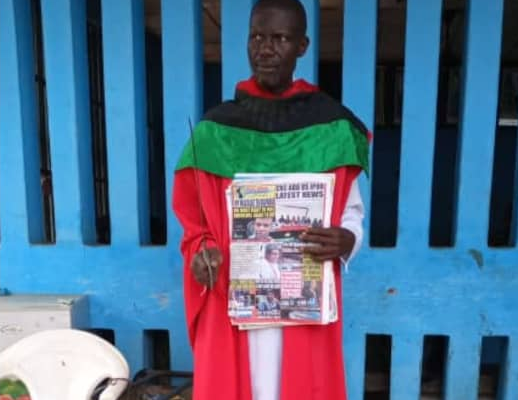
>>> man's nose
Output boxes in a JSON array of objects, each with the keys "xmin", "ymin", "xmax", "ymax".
[{"xmin": 258, "ymin": 37, "xmax": 275, "ymax": 56}]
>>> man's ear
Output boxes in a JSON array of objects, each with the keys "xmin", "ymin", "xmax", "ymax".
[{"xmin": 297, "ymin": 36, "xmax": 310, "ymax": 58}]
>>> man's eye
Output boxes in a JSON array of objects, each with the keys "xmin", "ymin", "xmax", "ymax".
[
  {"xmin": 273, "ymin": 35, "xmax": 288, "ymax": 43},
  {"xmin": 252, "ymin": 34, "xmax": 263, "ymax": 41}
]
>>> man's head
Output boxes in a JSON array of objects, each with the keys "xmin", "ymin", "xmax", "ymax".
[
  {"xmin": 248, "ymin": 0, "xmax": 309, "ymax": 94},
  {"xmin": 253, "ymin": 217, "xmax": 273, "ymax": 239},
  {"xmin": 265, "ymin": 244, "xmax": 281, "ymax": 263}
]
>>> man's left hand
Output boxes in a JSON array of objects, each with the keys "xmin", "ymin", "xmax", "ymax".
[{"xmin": 300, "ymin": 227, "xmax": 355, "ymax": 262}]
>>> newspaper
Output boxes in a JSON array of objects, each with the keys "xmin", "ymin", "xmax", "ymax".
[{"xmin": 226, "ymin": 173, "xmax": 338, "ymax": 329}]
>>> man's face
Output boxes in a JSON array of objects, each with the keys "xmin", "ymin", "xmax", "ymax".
[
  {"xmin": 266, "ymin": 249, "xmax": 280, "ymax": 263},
  {"xmin": 254, "ymin": 217, "xmax": 273, "ymax": 239},
  {"xmin": 248, "ymin": 7, "xmax": 309, "ymax": 93}
]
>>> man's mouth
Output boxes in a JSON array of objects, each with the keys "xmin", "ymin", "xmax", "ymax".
[{"xmin": 256, "ymin": 64, "xmax": 278, "ymax": 73}]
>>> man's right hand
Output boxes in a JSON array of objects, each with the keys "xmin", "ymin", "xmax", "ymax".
[{"xmin": 191, "ymin": 247, "xmax": 223, "ymax": 287}]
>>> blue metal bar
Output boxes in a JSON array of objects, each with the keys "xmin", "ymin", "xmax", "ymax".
[
  {"xmin": 116, "ymin": 329, "xmax": 144, "ymax": 375},
  {"xmin": 162, "ymin": 0, "xmax": 203, "ymax": 231},
  {"xmin": 161, "ymin": 0, "xmax": 203, "ymax": 370},
  {"xmin": 169, "ymin": 327, "xmax": 192, "ymax": 372},
  {"xmin": 0, "ymin": 0, "xmax": 44, "ymax": 244},
  {"xmin": 342, "ymin": 332, "xmax": 366, "ymax": 400},
  {"xmin": 221, "ymin": 0, "xmax": 255, "ymax": 100},
  {"xmin": 397, "ymin": 0, "xmax": 442, "ymax": 248},
  {"xmin": 444, "ymin": 334, "xmax": 481, "ymax": 400},
  {"xmin": 39, "ymin": 0, "xmax": 96, "ymax": 244},
  {"xmin": 295, "ymin": 0, "xmax": 319, "ymax": 83},
  {"xmin": 455, "ymin": 0, "xmax": 504, "ymax": 248},
  {"xmin": 390, "ymin": 333, "xmax": 423, "ymax": 400},
  {"xmin": 101, "ymin": 0, "xmax": 149, "ymax": 245},
  {"xmin": 501, "ymin": 337, "xmax": 518, "ymax": 400},
  {"xmin": 342, "ymin": 0, "xmax": 378, "ymax": 246}
]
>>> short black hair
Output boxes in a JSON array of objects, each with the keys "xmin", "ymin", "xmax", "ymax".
[{"xmin": 251, "ymin": 0, "xmax": 307, "ymax": 35}]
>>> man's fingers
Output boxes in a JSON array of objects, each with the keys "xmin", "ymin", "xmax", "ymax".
[
  {"xmin": 303, "ymin": 245, "xmax": 339, "ymax": 257},
  {"xmin": 198, "ymin": 269, "xmax": 209, "ymax": 282},
  {"xmin": 192, "ymin": 257, "xmax": 209, "ymax": 274},
  {"xmin": 307, "ymin": 252, "xmax": 339, "ymax": 262},
  {"xmin": 304, "ymin": 227, "xmax": 340, "ymax": 237},
  {"xmin": 303, "ymin": 243, "xmax": 344, "ymax": 262},
  {"xmin": 206, "ymin": 248, "xmax": 223, "ymax": 267},
  {"xmin": 303, "ymin": 245, "xmax": 327, "ymax": 255},
  {"xmin": 192, "ymin": 266, "xmax": 209, "ymax": 284},
  {"xmin": 300, "ymin": 232, "xmax": 340, "ymax": 245},
  {"xmin": 191, "ymin": 247, "xmax": 223, "ymax": 287},
  {"xmin": 299, "ymin": 228, "xmax": 354, "ymax": 262},
  {"xmin": 193, "ymin": 263, "xmax": 217, "ymax": 286},
  {"xmin": 209, "ymin": 250, "xmax": 223, "ymax": 267}
]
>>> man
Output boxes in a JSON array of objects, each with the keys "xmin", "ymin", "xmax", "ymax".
[
  {"xmin": 301, "ymin": 279, "xmax": 320, "ymax": 307},
  {"xmin": 248, "ymin": 217, "xmax": 274, "ymax": 240},
  {"xmin": 256, "ymin": 244, "xmax": 281, "ymax": 280},
  {"xmin": 173, "ymin": 0, "xmax": 369, "ymax": 399},
  {"xmin": 258, "ymin": 289, "xmax": 281, "ymax": 312}
]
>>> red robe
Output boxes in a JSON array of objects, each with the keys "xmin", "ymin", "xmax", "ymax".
[{"xmin": 173, "ymin": 165, "xmax": 361, "ymax": 400}]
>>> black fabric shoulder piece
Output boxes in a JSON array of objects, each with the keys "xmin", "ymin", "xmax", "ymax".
[{"xmin": 202, "ymin": 91, "xmax": 369, "ymax": 135}]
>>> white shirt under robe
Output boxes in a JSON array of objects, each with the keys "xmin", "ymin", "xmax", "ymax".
[{"xmin": 248, "ymin": 179, "xmax": 365, "ymax": 400}]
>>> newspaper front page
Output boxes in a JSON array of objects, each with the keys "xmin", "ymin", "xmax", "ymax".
[{"xmin": 226, "ymin": 173, "xmax": 338, "ymax": 329}]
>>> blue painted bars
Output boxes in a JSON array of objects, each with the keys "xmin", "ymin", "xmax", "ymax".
[
  {"xmin": 39, "ymin": 0, "xmax": 96, "ymax": 244},
  {"xmin": 444, "ymin": 335, "xmax": 481, "ymax": 400},
  {"xmin": 0, "ymin": 0, "xmax": 44, "ymax": 244},
  {"xmin": 397, "ymin": 0, "xmax": 442, "ymax": 248},
  {"xmin": 161, "ymin": 0, "xmax": 203, "ymax": 371},
  {"xmin": 342, "ymin": 0, "xmax": 378, "ymax": 246},
  {"xmin": 502, "ymin": 337, "xmax": 518, "ymax": 400},
  {"xmin": 101, "ymin": 0, "xmax": 150, "ymax": 245},
  {"xmin": 295, "ymin": 0, "xmax": 319, "ymax": 83},
  {"xmin": 390, "ymin": 334, "xmax": 423, "ymax": 400},
  {"xmin": 221, "ymin": 0, "xmax": 255, "ymax": 100},
  {"xmin": 455, "ymin": 0, "xmax": 504, "ymax": 249}
]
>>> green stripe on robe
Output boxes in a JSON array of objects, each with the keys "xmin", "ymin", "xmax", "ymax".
[{"xmin": 176, "ymin": 119, "xmax": 369, "ymax": 178}]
